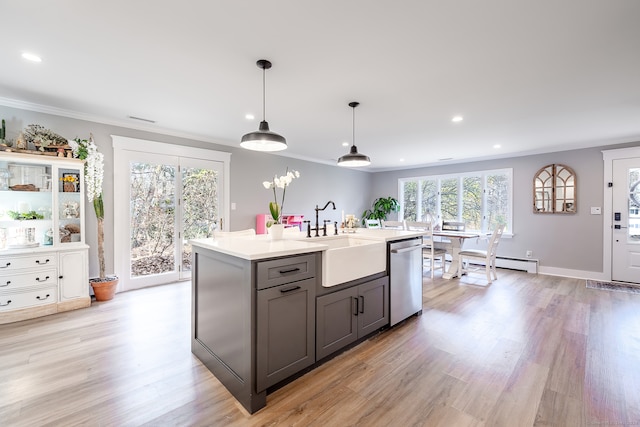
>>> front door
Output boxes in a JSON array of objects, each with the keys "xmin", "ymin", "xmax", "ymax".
[{"xmin": 612, "ymin": 158, "xmax": 640, "ymax": 283}]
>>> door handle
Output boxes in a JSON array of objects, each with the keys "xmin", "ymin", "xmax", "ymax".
[
  {"xmin": 391, "ymin": 245, "xmax": 422, "ymax": 254},
  {"xmin": 359, "ymin": 296, "xmax": 364, "ymax": 314},
  {"xmin": 353, "ymin": 297, "xmax": 359, "ymax": 316},
  {"xmin": 279, "ymin": 285, "xmax": 301, "ymax": 293}
]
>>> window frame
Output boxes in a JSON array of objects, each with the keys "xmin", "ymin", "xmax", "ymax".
[{"xmin": 398, "ymin": 168, "xmax": 513, "ymax": 236}]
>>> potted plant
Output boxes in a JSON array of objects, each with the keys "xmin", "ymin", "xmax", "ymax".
[
  {"xmin": 69, "ymin": 135, "xmax": 118, "ymax": 301},
  {"xmin": 262, "ymin": 168, "xmax": 300, "ymax": 239},
  {"xmin": 361, "ymin": 196, "xmax": 400, "ymax": 225}
]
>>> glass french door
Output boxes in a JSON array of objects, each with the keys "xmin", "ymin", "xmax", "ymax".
[{"xmin": 115, "ymin": 150, "xmax": 223, "ymax": 291}]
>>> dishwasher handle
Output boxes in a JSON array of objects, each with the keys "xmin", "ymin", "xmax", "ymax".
[{"xmin": 390, "ymin": 245, "xmax": 422, "ymax": 254}]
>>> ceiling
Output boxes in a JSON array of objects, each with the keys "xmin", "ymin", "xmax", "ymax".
[{"xmin": 1, "ymin": 1, "xmax": 639, "ymax": 171}]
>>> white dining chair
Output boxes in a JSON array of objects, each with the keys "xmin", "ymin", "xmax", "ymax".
[
  {"xmin": 458, "ymin": 224, "xmax": 505, "ymax": 284},
  {"xmin": 405, "ymin": 221, "xmax": 447, "ymax": 279},
  {"xmin": 365, "ymin": 219, "xmax": 381, "ymax": 229},
  {"xmin": 381, "ymin": 220, "xmax": 405, "ymax": 230},
  {"xmin": 213, "ymin": 228, "xmax": 256, "ymax": 238}
]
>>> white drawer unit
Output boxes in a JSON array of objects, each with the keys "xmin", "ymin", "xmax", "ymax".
[
  {"xmin": 0, "ymin": 286, "xmax": 58, "ymax": 312},
  {"xmin": 0, "ymin": 152, "xmax": 91, "ymax": 324},
  {"xmin": 0, "ymin": 253, "xmax": 58, "ymax": 272},
  {"xmin": 0, "ymin": 268, "xmax": 57, "ymax": 291}
]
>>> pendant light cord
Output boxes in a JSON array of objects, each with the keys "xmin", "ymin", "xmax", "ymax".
[
  {"xmin": 352, "ymin": 105, "xmax": 356, "ymax": 147},
  {"xmin": 262, "ymin": 66, "xmax": 266, "ymax": 122}
]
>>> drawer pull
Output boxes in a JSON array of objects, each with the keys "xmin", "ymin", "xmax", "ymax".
[
  {"xmin": 1, "ymin": 281, "xmax": 9, "ymax": 287},
  {"xmin": 36, "ymin": 276, "xmax": 50, "ymax": 282},
  {"xmin": 36, "ymin": 294, "xmax": 51, "ymax": 301},
  {"xmin": 35, "ymin": 259, "xmax": 50, "ymax": 265},
  {"xmin": 279, "ymin": 267, "xmax": 300, "ymax": 274},
  {"xmin": 0, "ymin": 262, "xmax": 10, "ymax": 269},
  {"xmin": 359, "ymin": 295, "xmax": 365, "ymax": 314},
  {"xmin": 0, "ymin": 300, "xmax": 12, "ymax": 307},
  {"xmin": 280, "ymin": 285, "xmax": 301, "ymax": 293}
]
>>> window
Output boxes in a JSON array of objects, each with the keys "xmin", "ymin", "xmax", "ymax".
[{"xmin": 399, "ymin": 168, "xmax": 512, "ymax": 234}]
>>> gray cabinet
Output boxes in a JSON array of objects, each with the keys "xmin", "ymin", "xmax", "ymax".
[
  {"xmin": 256, "ymin": 277, "xmax": 315, "ymax": 392},
  {"xmin": 192, "ymin": 248, "xmax": 319, "ymax": 414},
  {"xmin": 316, "ymin": 276, "xmax": 389, "ymax": 360}
]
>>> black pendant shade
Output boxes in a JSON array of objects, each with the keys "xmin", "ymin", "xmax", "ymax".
[
  {"xmin": 337, "ymin": 101, "xmax": 371, "ymax": 167},
  {"xmin": 241, "ymin": 59, "xmax": 287, "ymax": 152}
]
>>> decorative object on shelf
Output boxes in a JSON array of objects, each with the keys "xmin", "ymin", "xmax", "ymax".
[
  {"xmin": 0, "ymin": 168, "xmax": 10, "ymax": 190},
  {"xmin": 7, "ymin": 210, "xmax": 44, "ymax": 220},
  {"xmin": 43, "ymin": 228, "xmax": 53, "ymax": 246},
  {"xmin": 361, "ymin": 196, "xmax": 400, "ymax": 226},
  {"xmin": 62, "ymin": 201, "xmax": 80, "ymax": 218},
  {"xmin": 337, "ymin": 101, "xmax": 371, "ymax": 167},
  {"xmin": 8, "ymin": 183, "xmax": 38, "ymax": 192},
  {"xmin": 69, "ymin": 135, "xmax": 117, "ymax": 300},
  {"xmin": 533, "ymin": 163, "xmax": 576, "ymax": 213},
  {"xmin": 0, "ymin": 119, "xmax": 10, "ymax": 148},
  {"xmin": 240, "ymin": 59, "xmax": 287, "ymax": 152},
  {"xmin": 60, "ymin": 173, "xmax": 79, "ymax": 192},
  {"xmin": 23, "ymin": 124, "xmax": 70, "ymax": 155},
  {"xmin": 262, "ymin": 168, "xmax": 300, "ymax": 230}
]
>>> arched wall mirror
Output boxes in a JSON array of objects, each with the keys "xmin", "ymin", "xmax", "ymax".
[{"xmin": 533, "ymin": 164, "xmax": 576, "ymax": 213}]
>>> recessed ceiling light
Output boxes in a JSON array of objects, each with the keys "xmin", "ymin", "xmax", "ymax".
[
  {"xmin": 438, "ymin": 157, "xmax": 454, "ymax": 161},
  {"xmin": 22, "ymin": 52, "xmax": 42, "ymax": 62},
  {"xmin": 399, "ymin": 158, "xmax": 405, "ymax": 162},
  {"xmin": 245, "ymin": 114, "xmax": 255, "ymax": 120},
  {"xmin": 341, "ymin": 141, "xmax": 349, "ymax": 147},
  {"xmin": 451, "ymin": 116, "xmax": 463, "ymax": 123},
  {"xmin": 493, "ymin": 144, "xmax": 501, "ymax": 149}
]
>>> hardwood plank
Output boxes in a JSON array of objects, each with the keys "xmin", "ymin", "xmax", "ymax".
[{"xmin": 0, "ymin": 270, "xmax": 639, "ymax": 426}]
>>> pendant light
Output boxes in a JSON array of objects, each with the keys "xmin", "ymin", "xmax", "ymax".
[
  {"xmin": 337, "ymin": 101, "xmax": 371, "ymax": 167},
  {"xmin": 241, "ymin": 59, "xmax": 287, "ymax": 151}
]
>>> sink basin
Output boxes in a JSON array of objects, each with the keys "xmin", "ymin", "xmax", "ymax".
[{"xmin": 319, "ymin": 236, "xmax": 386, "ymax": 287}]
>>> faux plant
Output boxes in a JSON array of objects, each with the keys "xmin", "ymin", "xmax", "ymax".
[
  {"xmin": 23, "ymin": 124, "xmax": 68, "ymax": 151},
  {"xmin": 262, "ymin": 168, "xmax": 300, "ymax": 225},
  {"xmin": 361, "ymin": 196, "xmax": 400, "ymax": 225},
  {"xmin": 69, "ymin": 135, "xmax": 108, "ymax": 280},
  {"xmin": 7, "ymin": 210, "xmax": 44, "ymax": 220}
]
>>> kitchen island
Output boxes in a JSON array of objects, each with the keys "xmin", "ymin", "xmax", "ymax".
[{"xmin": 190, "ymin": 229, "xmax": 424, "ymax": 413}]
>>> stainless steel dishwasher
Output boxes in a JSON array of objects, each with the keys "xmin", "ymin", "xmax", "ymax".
[{"xmin": 389, "ymin": 237, "xmax": 423, "ymax": 326}]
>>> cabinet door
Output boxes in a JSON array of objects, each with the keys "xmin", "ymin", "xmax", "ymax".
[
  {"xmin": 357, "ymin": 276, "xmax": 389, "ymax": 337},
  {"xmin": 256, "ymin": 278, "xmax": 315, "ymax": 392},
  {"xmin": 316, "ymin": 286, "xmax": 358, "ymax": 360},
  {"xmin": 59, "ymin": 250, "xmax": 88, "ymax": 300}
]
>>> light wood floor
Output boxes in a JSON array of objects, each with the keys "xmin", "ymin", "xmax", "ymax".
[{"xmin": 1, "ymin": 270, "xmax": 639, "ymax": 426}]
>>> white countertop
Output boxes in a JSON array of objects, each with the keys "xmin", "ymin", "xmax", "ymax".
[{"xmin": 189, "ymin": 228, "xmax": 425, "ymax": 261}]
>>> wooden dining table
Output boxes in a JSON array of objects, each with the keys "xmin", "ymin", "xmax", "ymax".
[{"xmin": 432, "ymin": 230, "xmax": 483, "ymax": 279}]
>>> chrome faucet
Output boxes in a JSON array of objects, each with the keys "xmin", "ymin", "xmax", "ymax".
[{"xmin": 313, "ymin": 201, "xmax": 336, "ymax": 237}]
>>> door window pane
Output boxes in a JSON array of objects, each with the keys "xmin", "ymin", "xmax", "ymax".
[
  {"xmin": 130, "ymin": 162, "xmax": 176, "ymax": 277},
  {"xmin": 182, "ymin": 167, "xmax": 219, "ymax": 272},
  {"xmin": 629, "ymin": 168, "xmax": 640, "ymax": 241}
]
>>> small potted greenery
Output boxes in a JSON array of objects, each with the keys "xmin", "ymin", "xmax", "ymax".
[
  {"xmin": 361, "ymin": 196, "xmax": 400, "ymax": 225},
  {"xmin": 69, "ymin": 135, "xmax": 118, "ymax": 301}
]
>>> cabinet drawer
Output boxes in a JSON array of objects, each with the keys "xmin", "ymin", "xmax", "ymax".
[
  {"xmin": 256, "ymin": 254, "xmax": 316, "ymax": 290},
  {"xmin": 0, "ymin": 286, "xmax": 58, "ymax": 312},
  {"xmin": 0, "ymin": 254, "xmax": 58, "ymax": 272},
  {"xmin": 0, "ymin": 269, "xmax": 57, "ymax": 290}
]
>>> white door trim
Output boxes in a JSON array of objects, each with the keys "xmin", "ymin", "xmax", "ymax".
[{"xmin": 602, "ymin": 146, "xmax": 640, "ymax": 281}]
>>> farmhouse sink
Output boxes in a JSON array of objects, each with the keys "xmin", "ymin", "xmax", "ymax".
[{"xmin": 318, "ymin": 236, "xmax": 386, "ymax": 287}]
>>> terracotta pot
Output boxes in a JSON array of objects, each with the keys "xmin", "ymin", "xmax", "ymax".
[{"xmin": 91, "ymin": 277, "xmax": 119, "ymax": 301}]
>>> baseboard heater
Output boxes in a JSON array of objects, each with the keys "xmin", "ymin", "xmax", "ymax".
[{"xmin": 495, "ymin": 256, "xmax": 538, "ymax": 273}]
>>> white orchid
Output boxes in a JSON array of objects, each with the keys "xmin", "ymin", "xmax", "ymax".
[{"xmin": 264, "ymin": 168, "xmax": 300, "ymax": 224}]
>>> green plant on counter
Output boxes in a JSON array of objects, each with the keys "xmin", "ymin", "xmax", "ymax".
[
  {"xmin": 8, "ymin": 210, "xmax": 44, "ymax": 220},
  {"xmin": 361, "ymin": 196, "xmax": 400, "ymax": 225}
]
